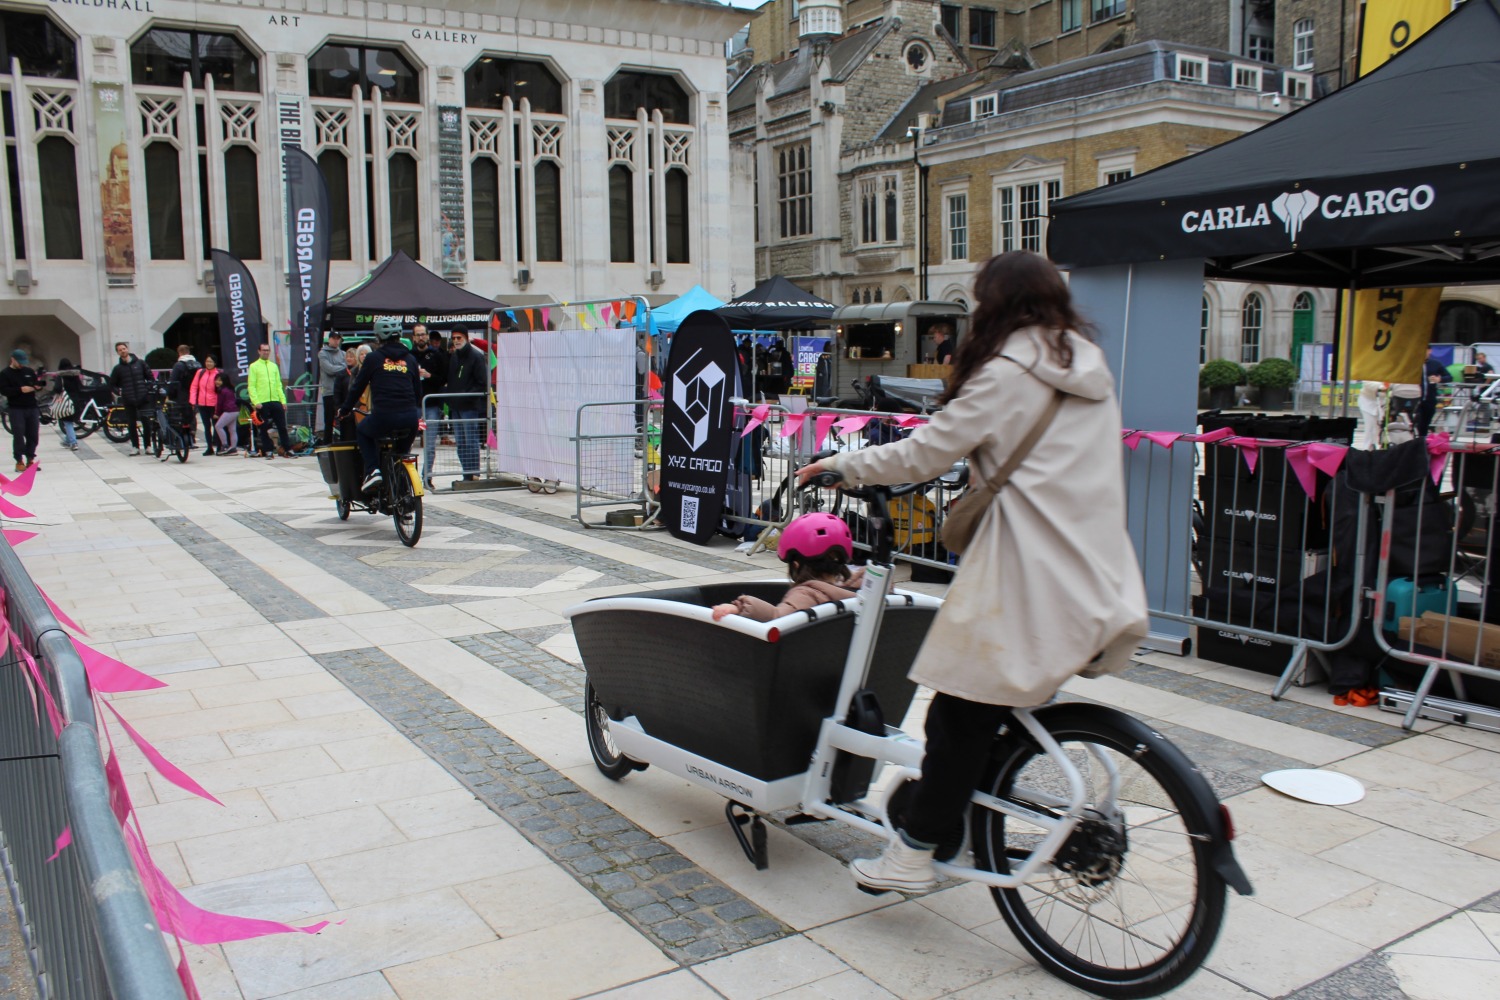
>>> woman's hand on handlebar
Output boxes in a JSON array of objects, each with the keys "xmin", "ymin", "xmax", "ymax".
[{"xmin": 796, "ymin": 461, "xmax": 842, "ymax": 488}]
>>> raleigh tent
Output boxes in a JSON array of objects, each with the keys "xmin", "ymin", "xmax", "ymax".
[
  {"xmin": 1044, "ymin": 0, "xmax": 1500, "ymax": 654},
  {"xmin": 324, "ymin": 250, "xmax": 506, "ymax": 331},
  {"xmin": 716, "ymin": 275, "xmax": 837, "ymax": 331}
]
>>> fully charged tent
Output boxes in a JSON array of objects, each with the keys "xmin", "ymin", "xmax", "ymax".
[
  {"xmin": 1045, "ymin": 0, "xmax": 1500, "ymax": 651},
  {"xmin": 323, "ymin": 250, "xmax": 506, "ymax": 331}
]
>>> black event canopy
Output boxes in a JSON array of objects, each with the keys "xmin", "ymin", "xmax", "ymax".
[
  {"xmin": 716, "ymin": 275, "xmax": 837, "ymax": 331},
  {"xmin": 324, "ymin": 250, "xmax": 506, "ymax": 331},
  {"xmin": 1048, "ymin": 0, "xmax": 1500, "ymax": 288}
]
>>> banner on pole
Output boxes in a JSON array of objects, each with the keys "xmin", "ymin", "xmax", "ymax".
[
  {"xmin": 660, "ymin": 311, "xmax": 737, "ymax": 544},
  {"xmin": 283, "ymin": 147, "xmax": 329, "ymax": 384},
  {"xmin": 1337, "ymin": 286, "xmax": 1441, "ymax": 383},
  {"xmin": 95, "ymin": 84, "xmax": 134, "ymax": 275},
  {"xmin": 1359, "ymin": 0, "xmax": 1451, "ymax": 74},
  {"xmin": 211, "ymin": 250, "xmax": 264, "ymax": 384}
]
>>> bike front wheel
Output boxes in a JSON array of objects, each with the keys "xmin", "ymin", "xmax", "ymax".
[
  {"xmin": 972, "ymin": 705, "xmax": 1227, "ymax": 999},
  {"xmin": 103, "ymin": 412, "xmax": 131, "ymax": 443},
  {"xmin": 390, "ymin": 467, "xmax": 422, "ymax": 547}
]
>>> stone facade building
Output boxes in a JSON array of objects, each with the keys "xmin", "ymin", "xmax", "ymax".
[{"xmin": 0, "ymin": 0, "xmax": 750, "ymax": 371}]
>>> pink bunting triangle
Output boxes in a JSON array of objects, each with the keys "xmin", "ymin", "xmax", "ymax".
[
  {"xmin": 40, "ymin": 591, "xmax": 85, "ymax": 634},
  {"xmin": 0, "ymin": 462, "xmax": 38, "ymax": 496},
  {"xmin": 1306, "ymin": 442, "xmax": 1349, "ymax": 478},
  {"xmin": 1142, "ymin": 431, "xmax": 1183, "ymax": 449},
  {"xmin": 779, "ymin": 412, "xmax": 808, "ymax": 438},
  {"xmin": 1123, "ymin": 430, "xmax": 1146, "ymax": 450},
  {"xmin": 814, "ymin": 413, "xmax": 838, "ymax": 449},
  {"xmin": 3, "ymin": 529, "xmax": 35, "ymax": 546},
  {"xmin": 124, "ymin": 827, "xmax": 331, "ymax": 945},
  {"xmin": 0, "ymin": 493, "xmax": 34, "ymax": 519},
  {"xmin": 1192, "ymin": 427, "xmax": 1235, "ymax": 443},
  {"xmin": 1427, "ymin": 432, "xmax": 1451, "ymax": 484},
  {"xmin": 541, "ymin": 306, "xmax": 551, "ymax": 330},
  {"xmin": 741, "ymin": 404, "xmax": 770, "ymax": 436},
  {"xmin": 178, "ymin": 955, "xmax": 202, "ymax": 1000},
  {"xmin": 893, "ymin": 414, "xmax": 926, "ymax": 429},
  {"xmin": 102, "ymin": 701, "xmax": 222, "ymax": 805},
  {"xmin": 833, "ymin": 414, "xmax": 874, "ymax": 435},
  {"xmin": 1226, "ymin": 437, "xmax": 1260, "ymax": 475},
  {"xmin": 75, "ymin": 639, "xmax": 166, "ymax": 692}
]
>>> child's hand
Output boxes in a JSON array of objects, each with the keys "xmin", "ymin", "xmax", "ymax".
[{"xmin": 711, "ymin": 603, "xmax": 738, "ymax": 621}]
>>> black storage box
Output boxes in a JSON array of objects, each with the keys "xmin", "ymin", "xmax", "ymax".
[
  {"xmin": 314, "ymin": 444, "xmax": 362, "ymax": 503},
  {"xmin": 1196, "ymin": 624, "xmax": 1296, "ymax": 674},
  {"xmin": 1199, "ymin": 476, "xmax": 1323, "ymax": 549}
]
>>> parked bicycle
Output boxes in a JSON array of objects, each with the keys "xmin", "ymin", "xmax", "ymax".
[{"xmin": 569, "ymin": 471, "xmax": 1251, "ymax": 998}]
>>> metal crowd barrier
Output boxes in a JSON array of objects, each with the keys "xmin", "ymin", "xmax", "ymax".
[
  {"xmin": 574, "ymin": 400, "xmax": 662, "ymax": 528},
  {"xmin": 0, "ymin": 540, "xmax": 184, "ymax": 999},
  {"xmin": 1374, "ymin": 441, "xmax": 1500, "ymax": 731},
  {"xmin": 1122, "ymin": 432, "xmax": 1366, "ymax": 698},
  {"xmin": 416, "ymin": 392, "xmax": 497, "ymax": 489}
]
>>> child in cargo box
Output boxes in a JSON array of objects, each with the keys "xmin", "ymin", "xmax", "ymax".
[{"xmin": 711, "ymin": 512, "xmax": 865, "ymax": 622}]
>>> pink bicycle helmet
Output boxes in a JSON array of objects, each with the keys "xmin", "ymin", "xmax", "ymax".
[{"xmin": 777, "ymin": 512, "xmax": 853, "ymax": 562}]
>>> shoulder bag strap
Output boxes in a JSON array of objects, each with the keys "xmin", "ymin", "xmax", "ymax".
[{"xmin": 971, "ymin": 354, "xmax": 1065, "ymax": 492}]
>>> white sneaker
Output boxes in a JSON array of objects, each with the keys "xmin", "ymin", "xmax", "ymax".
[
  {"xmin": 850, "ymin": 837, "xmax": 936, "ymax": 894},
  {"xmin": 361, "ymin": 469, "xmax": 383, "ymax": 491}
]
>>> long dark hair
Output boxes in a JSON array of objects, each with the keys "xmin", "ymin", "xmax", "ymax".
[{"xmin": 942, "ymin": 251, "xmax": 1093, "ymax": 404}]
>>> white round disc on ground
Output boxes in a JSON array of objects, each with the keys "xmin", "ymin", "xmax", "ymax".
[{"xmin": 1261, "ymin": 769, "xmax": 1365, "ymax": 805}]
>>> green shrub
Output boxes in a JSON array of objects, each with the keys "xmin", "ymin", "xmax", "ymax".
[
  {"xmin": 1199, "ymin": 359, "xmax": 1247, "ymax": 389},
  {"xmin": 144, "ymin": 347, "xmax": 177, "ymax": 371},
  {"xmin": 1247, "ymin": 358, "xmax": 1298, "ymax": 389}
]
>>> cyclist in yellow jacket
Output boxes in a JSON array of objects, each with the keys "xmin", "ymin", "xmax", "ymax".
[{"xmin": 247, "ymin": 343, "xmax": 291, "ymax": 459}]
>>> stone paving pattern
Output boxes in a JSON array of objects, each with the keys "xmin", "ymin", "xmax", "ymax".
[
  {"xmin": 1, "ymin": 438, "xmax": 1498, "ymax": 998},
  {"xmin": 314, "ymin": 647, "xmax": 787, "ymax": 963}
]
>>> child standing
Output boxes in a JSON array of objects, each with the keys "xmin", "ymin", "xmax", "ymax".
[
  {"xmin": 712, "ymin": 513, "xmax": 865, "ymax": 622},
  {"xmin": 213, "ymin": 373, "xmax": 240, "ymax": 455}
]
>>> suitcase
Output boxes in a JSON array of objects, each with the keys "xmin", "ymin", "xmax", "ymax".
[{"xmin": 1382, "ymin": 577, "xmax": 1457, "ymax": 635}]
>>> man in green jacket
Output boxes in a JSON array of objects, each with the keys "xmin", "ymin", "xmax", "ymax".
[{"xmin": 247, "ymin": 343, "xmax": 291, "ymax": 459}]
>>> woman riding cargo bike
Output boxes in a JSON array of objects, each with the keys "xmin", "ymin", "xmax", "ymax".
[{"xmin": 571, "ymin": 252, "xmax": 1250, "ymax": 998}]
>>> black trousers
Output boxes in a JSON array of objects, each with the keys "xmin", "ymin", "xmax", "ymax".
[
  {"xmin": 121, "ymin": 401, "xmax": 147, "ymax": 449},
  {"xmin": 356, "ymin": 409, "xmax": 418, "ymax": 474},
  {"xmin": 256, "ymin": 401, "xmax": 289, "ymax": 454},
  {"xmin": 321, "ymin": 396, "xmax": 340, "ymax": 444},
  {"xmin": 1416, "ymin": 399, "xmax": 1437, "ymax": 437},
  {"xmin": 902, "ymin": 693, "xmax": 1010, "ymax": 848},
  {"xmin": 9, "ymin": 407, "xmax": 38, "ymax": 463},
  {"xmin": 197, "ymin": 406, "xmax": 217, "ymax": 450}
]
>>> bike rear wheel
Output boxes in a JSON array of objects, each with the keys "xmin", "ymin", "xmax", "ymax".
[
  {"xmin": 390, "ymin": 465, "xmax": 422, "ymax": 546},
  {"xmin": 74, "ymin": 416, "xmax": 99, "ymax": 440},
  {"xmin": 972, "ymin": 706, "xmax": 1226, "ymax": 999},
  {"xmin": 103, "ymin": 410, "xmax": 131, "ymax": 443},
  {"xmin": 173, "ymin": 431, "xmax": 189, "ymax": 463}
]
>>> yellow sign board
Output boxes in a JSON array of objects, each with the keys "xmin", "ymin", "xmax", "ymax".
[
  {"xmin": 1359, "ymin": 0, "xmax": 1452, "ymax": 74},
  {"xmin": 1338, "ymin": 287, "xmax": 1442, "ymax": 383}
]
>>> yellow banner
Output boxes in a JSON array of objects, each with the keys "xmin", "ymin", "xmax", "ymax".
[
  {"xmin": 1359, "ymin": 0, "xmax": 1451, "ymax": 74},
  {"xmin": 1338, "ymin": 287, "xmax": 1442, "ymax": 383}
]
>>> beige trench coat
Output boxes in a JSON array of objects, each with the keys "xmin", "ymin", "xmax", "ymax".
[{"xmin": 823, "ymin": 328, "xmax": 1148, "ymax": 707}]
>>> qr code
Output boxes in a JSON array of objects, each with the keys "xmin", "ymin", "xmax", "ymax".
[{"xmin": 681, "ymin": 496, "xmax": 700, "ymax": 534}]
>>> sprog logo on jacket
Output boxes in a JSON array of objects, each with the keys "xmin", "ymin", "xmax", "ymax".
[{"xmin": 382, "ymin": 358, "xmax": 411, "ymax": 374}]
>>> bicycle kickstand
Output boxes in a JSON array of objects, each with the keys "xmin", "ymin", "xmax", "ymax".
[{"xmin": 725, "ymin": 801, "xmax": 768, "ymax": 870}]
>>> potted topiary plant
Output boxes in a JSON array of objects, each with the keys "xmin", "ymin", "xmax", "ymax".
[
  {"xmin": 1248, "ymin": 357, "xmax": 1298, "ymax": 411},
  {"xmin": 1199, "ymin": 359, "xmax": 1247, "ymax": 410}
]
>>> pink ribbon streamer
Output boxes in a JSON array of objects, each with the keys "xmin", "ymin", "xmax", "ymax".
[
  {"xmin": 740, "ymin": 404, "xmax": 769, "ymax": 436},
  {"xmin": 74, "ymin": 640, "xmax": 165, "ymax": 692},
  {"xmin": 541, "ymin": 306, "xmax": 550, "ymax": 330},
  {"xmin": 178, "ymin": 956, "xmax": 202, "ymax": 1000},
  {"xmin": 124, "ymin": 824, "xmax": 330, "ymax": 945},
  {"xmin": 46, "ymin": 825, "xmax": 71, "ymax": 862},
  {"xmin": 0, "ymin": 462, "xmax": 38, "ymax": 497},
  {"xmin": 833, "ymin": 414, "xmax": 873, "ymax": 435},
  {"xmin": 814, "ymin": 413, "xmax": 838, "ymax": 449},
  {"xmin": 102, "ymin": 701, "xmax": 222, "ymax": 805},
  {"xmin": 1428, "ymin": 431, "xmax": 1452, "ymax": 484},
  {"xmin": 2, "ymin": 529, "xmax": 35, "ymax": 546},
  {"xmin": 779, "ymin": 412, "xmax": 808, "ymax": 438}
]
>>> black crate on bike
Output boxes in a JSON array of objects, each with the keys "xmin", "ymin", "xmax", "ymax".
[
  {"xmin": 1195, "ymin": 624, "xmax": 1295, "ymax": 674},
  {"xmin": 315, "ymin": 444, "xmax": 361, "ymax": 503}
]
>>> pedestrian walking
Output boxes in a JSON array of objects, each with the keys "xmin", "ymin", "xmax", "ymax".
[
  {"xmin": 212, "ymin": 372, "xmax": 240, "ymax": 455},
  {"xmin": 51, "ymin": 359, "xmax": 84, "ymax": 452},
  {"xmin": 447, "ymin": 327, "xmax": 487, "ymax": 481},
  {"xmin": 0, "ymin": 349, "xmax": 41, "ymax": 470},
  {"xmin": 108, "ymin": 341, "xmax": 154, "ymax": 455},
  {"xmin": 191, "ymin": 356, "xmax": 221, "ymax": 455},
  {"xmin": 247, "ymin": 343, "xmax": 291, "ymax": 459}
]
